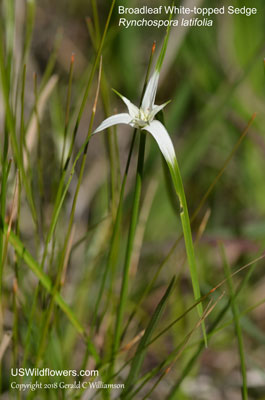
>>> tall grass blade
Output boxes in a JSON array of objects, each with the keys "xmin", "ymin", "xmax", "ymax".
[
  {"xmin": 121, "ymin": 276, "xmax": 175, "ymax": 398},
  {"xmin": 220, "ymin": 243, "xmax": 248, "ymax": 400},
  {"xmin": 169, "ymin": 156, "xmax": 207, "ymax": 345}
]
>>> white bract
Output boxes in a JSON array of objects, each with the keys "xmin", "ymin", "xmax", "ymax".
[{"xmin": 93, "ymin": 70, "xmax": 176, "ymax": 167}]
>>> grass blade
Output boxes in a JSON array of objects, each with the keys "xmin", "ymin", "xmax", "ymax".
[
  {"xmin": 122, "ymin": 276, "xmax": 175, "ymax": 398},
  {"xmin": 220, "ymin": 243, "xmax": 248, "ymax": 400},
  {"xmin": 169, "ymin": 156, "xmax": 207, "ymax": 345}
]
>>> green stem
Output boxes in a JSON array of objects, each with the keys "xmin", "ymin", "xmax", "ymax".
[
  {"xmin": 61, "ymin": 54, "xmax": 75, "ymax": 170},
  {"xmin": 109, "ymin": 132, "xmax": 146, "ymax": 376},
  {"xmin": 63, "ymin": 0, "xmax": 116, "ymax": 171},
  {"xmin": 0, "ymin": 157, "xmax": 11, "ymax": 297},
  {"xmin": 22, "ymin": 0, "xmax": 36, "ymax": 63},
  {"xmin": 169, "ymin": 158, "xmax": 207, "ymax": 345},
  {"xmin": 220, "ymin": 243, "xmax": 248, "ymax": 400},
  {"xmin": 91, "ymin": 0, "xmax": 101, "ymax": 42}
]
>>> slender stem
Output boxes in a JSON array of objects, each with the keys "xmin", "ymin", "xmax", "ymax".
[
  {"xmin": 169, "ymin": 158, "xmax": 207, "ymax": 345},
  {"xmin": 61, "ymin": 53, "xmax": 75, "ymax": 170},
  {"xmin": 91, "ymin": 0, "xmax": 101, "ymax": 42},
  {"xmin": 109, "ymin": 132, "xmax": 146, "ymax": 377},
  {"xmin": 22, "ymin": 0, "xmax": 36, "ymax": 63},
  {"xmin": 19, "ymin": 64, "xmax": 26, "ymax": 162},
  {"xmin": 0, "ymin": 157, "xmax": 11, "ymax": 298},
  {"xmin": 12, "ymin": 279, "xmax": 19, "ymax": 368},
  {"xmin": 63, "ymin": 0, "xmax": 116, "ymax": 171},
  {"xmin": 0, "ymin": 24, "xmax": 37, "ymax": 224},
  {"xmin": 101, "ymin": 85, "xmax": 120, "ymax": 213},
  {"xmin": 87, "ymin": 1, "xmax": 120, "ymax": 214},
  {"xmin": 220, "ymin": 243, "xmax": 248, "ymax": 400},
  {"xmin": 33, "ymin": 73, "xmax": 44, "ymax": 237}
]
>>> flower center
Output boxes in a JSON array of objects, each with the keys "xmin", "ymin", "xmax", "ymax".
[
  {"xmin": 131, "ymin": 108, "xmax": 153, "ymax": 128},
  {"xmin": 139, "ymin": 108, "xmax": 150, "ymax": 122}
]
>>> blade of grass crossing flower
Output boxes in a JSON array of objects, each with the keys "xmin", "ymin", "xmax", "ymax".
[
  {"xmin": 220, "ymin": 243, "xmax": 248, "ymax": 400},
  {"xmin": 121, "ymin": 277, "xmax": 175, "ymax": 398}
]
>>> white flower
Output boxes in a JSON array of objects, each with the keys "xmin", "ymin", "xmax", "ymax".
[{"xmin": 93, "ymin": 70, "xmax": 176, "ymax": 167}]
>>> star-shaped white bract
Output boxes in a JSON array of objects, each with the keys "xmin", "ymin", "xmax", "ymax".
[{"xmin": 93, "ymin": 70, "xmax": 176, "ymax": 167}]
